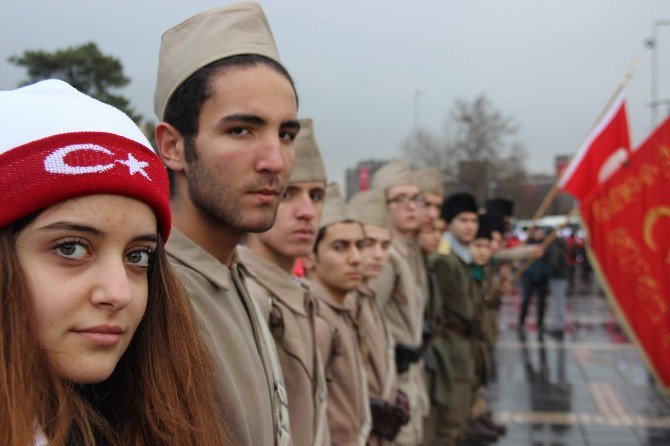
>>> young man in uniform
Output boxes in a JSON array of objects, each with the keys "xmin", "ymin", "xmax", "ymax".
[
  {"xmin": 153, "ymin": 3, "xmax": 297, "ymax": 444},
  {"xmin": 368, "ymin": 158, "xmax": 428, "ymax": 446},
  {"xmin": 304, "ymin": 183, "xmax": 371, "ymax": 445},
  {"xmin": 239, "ymin": 118, "xmax": 329, "ymax": 446},
  {"xmin": 349, "ymin": 189, "xmax": 410, "ymax": 445},
  {"xmin": 468, "ymin": 214, "xmax": 507, "ymax": 442},
  {"xmin": 424, "ymin": 193, "xmax": 479, "ymax": 446}
]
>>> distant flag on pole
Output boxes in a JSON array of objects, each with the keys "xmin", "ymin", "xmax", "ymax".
[{"xmin": 558, "ymin": 91, "xmax": 631, "ymax": 201}]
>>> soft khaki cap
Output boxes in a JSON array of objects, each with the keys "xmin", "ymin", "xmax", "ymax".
[
  {"xmin": 154, "ymin": 1, "xmax": 281, "ymax": 120},
  {"xmin": 371, "ymin": 158, "xmax": 415, "ymax": 191},
  {"xmin": 348, "ymin": 189, "xmax": 390, "ymax": 230},
  {"xmin": 319, "ymin": 182, "xmax": 354, "ymax": 229},
  {"xmin": 414, "ymin": 167, "xmax": 443, "ymax": 196},
  {"xmin": 290, "ymin": 118, "xmax": 327, "ymax": 184}
]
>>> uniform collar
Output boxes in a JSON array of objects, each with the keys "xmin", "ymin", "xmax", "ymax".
[
  {"xmin": 165, "ymin": 227, "xmax": 231, "ymax": 290},
  {"xmin": 305, "ymin": 278, "xmax": 357, "ymax": 314},
  {"xmin": 446, "ymin": 232, "xmax": 472, "ymax": 264},
  {"xmin": 237, "ymin": 246, "xmax": 308, "ymax": 315}
]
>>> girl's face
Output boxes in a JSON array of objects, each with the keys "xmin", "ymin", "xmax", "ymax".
[{"xmin": 16, "ymin": 194, "xmax": 157, "ymax": 384}]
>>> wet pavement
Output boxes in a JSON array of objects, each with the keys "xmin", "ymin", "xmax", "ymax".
[{"xmin": 484, "ymin": 282, "xmax": 670, "ymax": 446}]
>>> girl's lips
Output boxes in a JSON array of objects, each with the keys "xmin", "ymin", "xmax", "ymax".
[
  {"xmin": 73, "ymin": 325, "xmax": 123, "ymax": 347},
  {"xmin": 74, "ymin": 331, "xmax": 122, "ymax": 347}
]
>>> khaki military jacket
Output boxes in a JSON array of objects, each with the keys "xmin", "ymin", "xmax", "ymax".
[
  {"xmin": 368, "ymin": 240, "xmax": 428, "ymax": 446},
  {"xmin": 426, "ymin": 249, "xmax": 475, "ymax": 407},
  {"xmin": 238, "ymin": 247, "xmax": 330, "ymax": 446},
  {"xmin": 357, "ymin": 286, "xmax": 398, "ymax": 402},
  {"xmin": 308, "ymin": 279, "xmax": 371, "ymax": 446},
  {"xmin": 166, "ymin": 229, "xmax": 289, "ymax": 446},
  {"xmin": 368, "ymin": 245, "xmax": 420, "ymax": 347},
  {"xmin": 357, "ymin": 287, "xmax": 398, "ymax": 446}
]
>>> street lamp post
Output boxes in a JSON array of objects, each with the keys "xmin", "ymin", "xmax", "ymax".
[{"xmin": 646, "ymin": 19, "xmax": 670, "ymax": 128}]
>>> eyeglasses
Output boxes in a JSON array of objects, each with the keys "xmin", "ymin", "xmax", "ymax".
[{"xmin": 386, "ymin": 194, "xmax": 425, "ymax": 206}]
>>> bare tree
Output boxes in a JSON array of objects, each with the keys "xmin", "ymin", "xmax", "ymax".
[{"xmin": 401, "ymin": 94, "xmax": 528, "ymax": 203}]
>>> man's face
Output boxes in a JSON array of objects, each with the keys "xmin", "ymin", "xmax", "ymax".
[
  {"xmin": 185, "ymin": 65, "xmax": 299, "ymax": 233},
  {"xmin": 448, "ymin": 211, "xmax": 479, "ymax": 244},
  {"xmin": 469, "ymin": 238, "xmax": 492, "ymax": 266},
  {"xmin": 419, "ymin": 219, "xmax": 446, "ymax": 254},
  {"xmin": 419, "ymin": 192, "xmax": 442, "ymax": 230},
  {"xmin": 361, "ymin": 225, "xmax": 392, "ymax": 279},
  {"xmin": 314, "ymin": 222, "xmax": 365, "ymax": 295},
  {"xmin": 386, "ymin": 184, "xmax": 421, "ymax": 233},
  {"xmin": 491, "ymin": 231, "xmax": 503, "ymax": 253},
  {"xmin": 255, "ymin": 182, "xmax": 325, "ymax": 259}
]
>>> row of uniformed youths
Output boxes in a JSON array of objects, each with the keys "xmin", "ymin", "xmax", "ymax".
[{"xmin": 146, "ymin": 1, "xmax": 514, "ymax": 445}]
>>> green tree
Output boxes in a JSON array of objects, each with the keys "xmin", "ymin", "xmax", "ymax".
[{"xmin": 8, "ymin": 42, "xmax": 142, "ymax": 123}]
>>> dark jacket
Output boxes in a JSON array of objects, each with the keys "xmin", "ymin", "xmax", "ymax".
[{"xmin": 546, "ymin": 237, "xmax": 570, "ymax": 279}]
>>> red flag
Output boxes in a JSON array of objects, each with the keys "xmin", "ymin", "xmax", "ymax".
[
  {"xmin": 559, "ymin": 92, "xmax": 631, "ymax": 201},
  {"xmin": 581, "ymin": 116, "xmax": 670, "ymax": 392}
]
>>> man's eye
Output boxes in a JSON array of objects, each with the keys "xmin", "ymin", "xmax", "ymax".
[
  {"xmin": 310, "ymin": 191, "xmax": 324, "ymax": 202},
  {"xmin": 279, "ymin": 131, "xmax": 296, "ymax": 142},
  {"xmin": 229, "ymin": 128, "xmax": 250, "ymax": 136},
  {"xmin": 56, "ymin": 241, "xmax": 88, "ymax": 260},
  {"xmin": 125, "ymin": 249, "xmax": 153, "ymax": 268}
]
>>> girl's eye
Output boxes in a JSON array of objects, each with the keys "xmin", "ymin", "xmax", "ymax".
[
  {"xmin": 56, "ymin": 242, "xmax": 88, "ymax": 260},
  {"xmin": 125, "ymin": 249, "xmax": 153, "ymax": 268}
]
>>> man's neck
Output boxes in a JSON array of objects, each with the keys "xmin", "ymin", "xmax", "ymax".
[
  {"xmin": 170, "ymin": 197, "xmax": 240, "ymax": 267},
  {"xmin": 391, "ymin": 227, "xmax": 413, "ymax": 253},
  {"xmin": 311, "ymin": 274, "xmax": 348, "ymax": 303},
  {"xmin": 446, "ymin": 232, "xmax": 471, "ymax": 264},
  {"xmin": 246, "ymin": 236, "xmax": 294, "ymax": 273}
]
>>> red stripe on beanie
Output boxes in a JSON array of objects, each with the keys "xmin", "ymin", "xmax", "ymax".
[{"xmin": 0, "ymin": 132, "xmax": 171, "ymax": 239}]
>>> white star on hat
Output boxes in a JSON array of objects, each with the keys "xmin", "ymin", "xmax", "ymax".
[{"xmin": 116, "ymin": 153, "xmax": 151, "ymax": 181}]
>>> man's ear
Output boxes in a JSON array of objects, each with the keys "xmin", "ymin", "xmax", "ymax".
[{"xmin": 155, "ymin": 122, "xmax": 186, "ymax": 172}]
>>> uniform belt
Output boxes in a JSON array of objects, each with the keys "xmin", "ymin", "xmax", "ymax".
[{"xmin": 442, "ymin": 320, "xmax": 470, "ymax": 337}]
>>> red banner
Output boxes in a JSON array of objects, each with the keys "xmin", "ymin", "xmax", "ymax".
[
  {"xmin": 560, "ymin": 92, "xmax": 631, "ymax": 201},
  {"xmin": 581, "ymin": 116, "xmax": 670, "ymax": 392}
]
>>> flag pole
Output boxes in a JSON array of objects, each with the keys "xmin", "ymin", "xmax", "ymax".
[{"xmin": 526, "ymin": 60, "xmax": 639, "ymax": 227}]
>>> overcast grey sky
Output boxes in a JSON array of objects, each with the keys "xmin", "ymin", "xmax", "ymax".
[{"xmin": 2, "ymin": 0, "xmax": 669, "ymax": 185}]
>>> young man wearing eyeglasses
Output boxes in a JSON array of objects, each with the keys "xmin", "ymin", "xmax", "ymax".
[{"xmin": 368, "ymin": 158, "xmax": 429, "ymax": 446}]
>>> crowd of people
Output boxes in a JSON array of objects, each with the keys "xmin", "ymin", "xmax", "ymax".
[{"xmin": 0, "ymin": 2, "xmax": 550, "ymax": 445}]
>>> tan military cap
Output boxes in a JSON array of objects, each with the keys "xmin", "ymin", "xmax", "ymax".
[
  {"xmin": 154, "ymin": 1, "xmax": 281, "ymax": 120},
  {"xmin": 414, "ymin": 167, "xmax": 443, "ymax": 196},
  {"xmin": 290, "ymin": 118, "xmax": 327, "ymax": 184},
  {"xmin": 348, "ymin": 189, "xmax": 390, "ymax": 230},
  {"xmin": 371, "ymin": 158, "xmax": 415, "ymax": 191},
  {"xmin": 319, "ymin": 183, "xmax": 354, "ymax": 229}
]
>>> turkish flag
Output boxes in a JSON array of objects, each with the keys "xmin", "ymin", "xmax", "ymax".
[
  {"xmin": 559, "ymin": 92, "xmax": 631, "ymax": 201},
  {"xmin": 581, "ymin": 116, "xmax": 670, "ymax": 392}
]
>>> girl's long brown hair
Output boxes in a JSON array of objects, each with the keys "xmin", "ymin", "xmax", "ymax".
[{"xmin": 0, "ymin": 223, "xmax": 229, "ymax": 445}]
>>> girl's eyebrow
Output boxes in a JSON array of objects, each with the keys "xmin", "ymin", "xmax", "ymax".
[
  {"xmin": 38, "ymin": 221, "xmax": 102, "ymax": 236},
  {"xmin": 38, "ymin": 221, "xmax": 158, "ymax": 244},
  {"xmin": 133, "ymin": 234, "xmax": 159, "ymax": 244}
]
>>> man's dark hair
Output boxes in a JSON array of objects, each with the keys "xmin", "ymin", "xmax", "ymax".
[
  {"xmin": 313, "ymin": 220, "xmax": 363, "ymax": 255},
  {"xmin": 162, "ymin": 54, "xmax": 298, "ymax": 195}
]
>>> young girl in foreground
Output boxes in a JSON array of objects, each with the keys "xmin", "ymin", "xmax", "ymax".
[{"xmin": 0, "ymin": 80, "xmax": 226, "ymax": 445}]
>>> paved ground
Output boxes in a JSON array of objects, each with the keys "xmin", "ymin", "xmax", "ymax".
[{"xmin": 484, "ymin": 280, "xmax": 670, "ymax": 446}]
